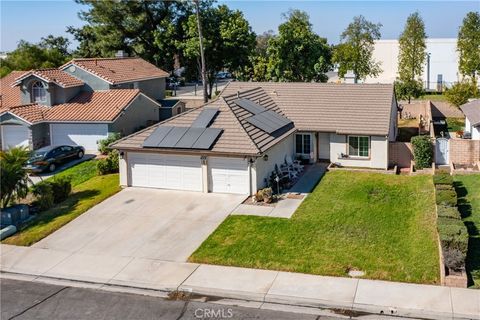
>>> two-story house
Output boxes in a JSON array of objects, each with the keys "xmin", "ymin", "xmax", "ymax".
[{"xmin": 0, "ymin": 57, "xmax": 176, "ymax": 152}]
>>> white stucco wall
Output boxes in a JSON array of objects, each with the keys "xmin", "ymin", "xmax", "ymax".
[
  {"xmin": 365, "ymin": 39, "xmax": 460, "ymax": 90},
  {"xmin": 318, "ymin": 132, "xmax": 330, "ymax": 159},
  {"xmin": 329, "ymin": 134, "xmax": 389, "ymax": 169},
  {"xmin": 254, "ymin": 134, "xmax": 294, "ymax": 191},
  {"xmin": 465, "ymin": 117, "xmax": 480, "ymax": 140},
  {"xmin": 119, "ymin": 153, "xmax": 128, "ymax": 186}
]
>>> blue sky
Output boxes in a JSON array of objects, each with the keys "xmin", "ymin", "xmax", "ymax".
[{"xmin": 1, "ymin": 0, "xmax": 479, "ymax": 51}]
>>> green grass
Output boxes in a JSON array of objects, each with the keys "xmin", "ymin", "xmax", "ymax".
[
  {"xmin": 190, "ymin": 171, "xmax": 440, "ymax": 284},
  {"xmin": 46, "ymin": 159, "xmax": 98, "ymax": 187},
  {"xmin": 3, "ymin": 174, "xmax": 120, "ymax": 246},
  {"xmin": 454, "ymin": 174, "xmax": 480, "ymax": 288},
  {"xmin": 419, "ymin": 93, "xmax": 447, "ymax": 102},
  {"xmin": 446, "ymin": 117, "xmax": 465, "ymax": 133}
]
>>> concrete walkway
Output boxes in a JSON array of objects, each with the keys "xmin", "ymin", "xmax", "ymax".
[{"xmin": 1, "ymin": 244, "xmax": 478, "ymax": 320}]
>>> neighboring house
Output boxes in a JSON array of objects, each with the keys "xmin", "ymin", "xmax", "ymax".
[
  {"xmin": 461, "ymin": 99, "xmax": 480, "ymax": 140},
  {"xmin": 0, "ymin": 57, "xmax": 170, "ymax": 152},
  {"xmin": 111, "ymin": 82, "xmax": 398, "ymax": 195}
]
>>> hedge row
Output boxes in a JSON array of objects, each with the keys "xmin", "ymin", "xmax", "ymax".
[
  {"xmin": 32, "ymin": 176, "xmax": 72, "ymax": 211},
  {"xmin": 433, "ymin": 171, "xmax": 468, "ymax": 271}
]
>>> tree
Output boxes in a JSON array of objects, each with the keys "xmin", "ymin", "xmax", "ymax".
[
  {"xmin": 194, "ymin": 0, "xmax": 208, "ymax": 103},
  {"xmin": 246, "ymin": 31, "xmax": 275, "ymax": 81},
  {"xmin": 68, "ymin": 0, "xmax": 193, "ymax": 71},
  {"xmin": 397, "ymin": 12, "xmax": 427, "ymax": 103},
  {"xmin": 183, "ymin": 4, "xmax": 256, "ymax": 97},
  {"xmin": 0, "ymin": 147, "xmax": 31, "ymax": 208},
  {"xmin": 457, "ymin": 11, "xmax": 480, "ymax": 81},
  {"xmin": 0, "ymin": 37, "xmax": 71, "ymax": 77},
  {"xmin": 445, "ymin": 80, "xmax": 479, "ymax": 107},
  {"xmin": 266, "ymin": 10, "xmax": 332, "ymax": 82},
  {"xmin": 333, "ymin": 15, "xmax": 382, "ymax": 83}
]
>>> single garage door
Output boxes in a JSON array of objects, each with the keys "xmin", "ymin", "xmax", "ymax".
[
  {"xmin": 208, "ymin": 157, "xmax": 249, "ymax": 194},
  {"xmin": 1, "ymin": 125, "xmax": 30, "ymax": 150},
  {"xmin": 129, "ymin": 153, "xmax": 203, "ymax": 192},
  {"xmin": 51, "ymin": 123, "xmax": 109, "ymax": 151}
]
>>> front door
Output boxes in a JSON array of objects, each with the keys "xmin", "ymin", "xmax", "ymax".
[
  {"xmin": 435, "ymin": 138, "xmax": 449, "ymax": 165},
  {"xmin": 295, "ymin": 133, "xmax": 313, "ymax": 162}
]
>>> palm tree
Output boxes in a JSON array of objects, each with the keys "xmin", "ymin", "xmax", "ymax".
[{"xmin": 1, "ymin": 147, "xmax": 32, "ymax": 208}]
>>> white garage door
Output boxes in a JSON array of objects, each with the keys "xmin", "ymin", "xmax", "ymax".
[
  {"xmin": 1, "ymin": 125, "xmax": 30, "ymax": 150},
  {"xmin": 51, "ymin": 123, "xmax": 109, "ymax": 151},
  {"xmin": 129, "ymin": 153, "xmax": 202, "ymax": 192},
  {"xmin": 209, "ymin": 157, "xmax": 249, "ymax": 194}
]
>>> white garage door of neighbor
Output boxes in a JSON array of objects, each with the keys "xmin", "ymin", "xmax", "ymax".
[
  {"xmin": 51, "ymin": 123, "xmax": 109, "ymax": 151},
  {"xmin": 1, "ymin": 125, "xmax": 30, "ymax": 150},
  {"xmin": 209, "ymin": 157, "xmax": 249, "ymax": 194},
  {"xmin": 129, "ymin": 153, "xmax": 203, "ymax": 192}
]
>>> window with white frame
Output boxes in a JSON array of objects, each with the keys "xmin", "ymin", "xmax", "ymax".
[
  {"xmin": 32, "ymin": 81, "xmax": 47, "ymax": 103},
  {"xmin": 295, "ymin": 133, "xmax": 311, "ymax": 155},
  {"xmin": 348, "ymin": 136, "xmax": 369, "ymax": 157}
]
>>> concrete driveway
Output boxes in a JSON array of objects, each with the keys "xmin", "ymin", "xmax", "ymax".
[{"xmin": 33, "ymin": 188, "xmax": 245, "ymax": 262}]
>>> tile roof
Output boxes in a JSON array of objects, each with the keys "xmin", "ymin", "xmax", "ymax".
[
  {"xmin": 13, "ymin": 69, "xmax": 84, "ymax": 88},
  {"xmin": 0, "ymin": 71, "xmax": 25, "ymax": 108},
  {"xmin": 222, "ymin": 82, "xmax": 396, "ymax": 136},
  {"xmin": 62, "ymin": 57, "xmax": 169, "ymax": 84},
  {"xmin": 111, "ymin": 82, "xmax": 396, "ymax": 156},
  {"xmin": 46, "ymin": 89, "xmax": 141, "ymax": 122},
  {"xmin": 111, "ymin": 87, "xmax": 296, "ymax": 155},
  {"xmin": 0, "ymin": 89, "xmax": 142, "ymax": 123},
  {"xmin": 0, "ymin": 104, "xmax": 49, "ymax": 124},
  {"xmin": 460, "ymin": 99, "xmax": 480, "ymax": 126}
]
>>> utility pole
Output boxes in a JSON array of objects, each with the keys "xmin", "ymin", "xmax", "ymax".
[{"xmin": 194, "ymin": 0, "xmax": 208, "ymax": 103}]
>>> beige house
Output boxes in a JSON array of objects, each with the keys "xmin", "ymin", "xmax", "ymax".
[{"xmin": 112, "ymin": 82, "xmax": 398, "ymax": 195}]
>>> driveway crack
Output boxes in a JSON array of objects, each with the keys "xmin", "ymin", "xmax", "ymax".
[
  {"xmin": 8, "ymin": 286, "xmax": 68, "ymax": 320},
  {"xmin": 175, "ymin": 301, "xmax": 189, "ymax": 320}
]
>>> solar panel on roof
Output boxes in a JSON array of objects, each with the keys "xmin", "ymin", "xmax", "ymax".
[
  {"xmin": 234, "ymin": 99, "xmax": 265, "ymax": 114},
  {"xmin": 192, "ymin": 128, "xmax": 223, "ymax": 149},
  {"xmin": 175, "ymin": 127, "xmax": 206, "ymax": 148},
  {"xmin": 246, "ymin": 115, "xmax": 277, "ymax": 134},
  {"xmin": 191, "ymin": 108, "xmax": 219, "ymax": 128},
  {"xmin": 142, "ymin": 126, "xmax": 174, "ymax": 147},
  {"xmin": 158, "ymin": 127, "xmax": 189, "ymax": 147},
  {"xmin": 265, "ymin": 110, "xmax": 291, "ymax": 125}
]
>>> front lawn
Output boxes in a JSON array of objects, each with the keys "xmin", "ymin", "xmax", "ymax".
[
  {"xmin": 454, "ymin": 174, "xmax": 480, "ymax": 288},
  {"xmin": 3, "ymin": 174, "xmax": 120, "ymax": 246},
  {"xmin": 446, "ymin": 117, "xmax": 465, "ymax": 133},
  {"xmin": 190, "ymin": 171, "xmax": 440, "ymax": 284},
  {"xmin": 44, "ymin": 159, "xmax": 98, "ymax": 187}
]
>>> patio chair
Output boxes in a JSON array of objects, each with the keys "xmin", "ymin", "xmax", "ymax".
[{"xmin": 285, "ymin": 155, "xmax": 304, "ymax": 172}]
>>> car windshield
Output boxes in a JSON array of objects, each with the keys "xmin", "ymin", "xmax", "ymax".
[{"xmin": 30, "ymin": 150, "xmax": 48, "ymax": 159}]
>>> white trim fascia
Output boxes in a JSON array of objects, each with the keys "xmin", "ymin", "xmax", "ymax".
[{"xmin": 0, "ymin": 111, "xmax": 33, "ymax": 126}]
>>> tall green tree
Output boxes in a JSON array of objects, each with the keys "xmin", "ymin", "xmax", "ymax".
[
  {"xmin": 246, "ymin": 31, "xmax": 275, "ymax": 81},
  {"xmin": 333, "ymin": 15, "xmax": 382, "ymax": 83},
  {"xmin": 1, "ymin": 37, "xmax": 71, "ymax": 77},
  {"xmin": 68, "ymin": 0, "xmax": 193, "ymax": 71},
  {"xmin": 457, "ymin": 11, "xmax": 480, "ymax": 81},
  {"xmin": 396, "ymin": 12, "xmax": 427, "ymax": 103},
  {"xmin": 183, "ymin": 4, "xmax": 256, "ymax": 97},
  {"xmin": 266, "ymin": 10, "xmax": 332, "ymax": 82}
]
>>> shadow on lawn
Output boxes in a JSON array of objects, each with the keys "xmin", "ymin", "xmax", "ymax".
[{"xmin": 454, "ymin": 181, "xmax": 479, "ymax": 287}]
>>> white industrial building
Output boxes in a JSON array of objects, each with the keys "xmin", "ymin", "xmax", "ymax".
[{"xmin": 364, "ymin": 38, "xmax": 460, "ymax": 91}]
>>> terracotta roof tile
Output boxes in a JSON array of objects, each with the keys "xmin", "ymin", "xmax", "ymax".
[
  {"xmin": 0, "ymin": 104, "xmax": 49, "ymax": 124},
  {"xmin": 0, "ymin": 71, "xmax": 26, "ymax": 108},
  {"xmin": 46, "ymin": 89, "xmax": 141, "ymax": 122},
  {"xmin": 63, "ymin": 57, "xmax": 169, "ymax": 84},
  {"xmin": 14, "ymin": 69, "xmax": 84, "ymax": 88}
]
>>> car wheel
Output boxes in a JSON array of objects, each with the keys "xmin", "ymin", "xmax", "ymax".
[
  {"xmin": 77, "ymin": 151, "xmax": 84, "ymax": 159},
  {"xmin": 49, "ymin": 163, "xmax": 56, "ymax": 172}
]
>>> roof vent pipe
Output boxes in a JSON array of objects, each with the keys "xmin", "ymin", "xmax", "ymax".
[{"xmin": 237, "ymin": 91, "xmax": 240, "ymax": 98}]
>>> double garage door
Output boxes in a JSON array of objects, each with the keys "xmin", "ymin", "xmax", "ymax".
[
  {"xmin": 128, "ymin": 153, "xmax": 250, "ymax": 194},
  {"xmin": 50, "ymin": 123, "xmax": 109, "ymax": 151}
]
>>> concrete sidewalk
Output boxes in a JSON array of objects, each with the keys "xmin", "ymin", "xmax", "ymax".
[{"xmin": 1, "ymin": 244, "xmax": 478, "ymax": 320}]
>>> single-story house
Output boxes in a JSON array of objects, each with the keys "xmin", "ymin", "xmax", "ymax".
[
  {"xmin": 111, "ymin": 82, "xmax": 398, "ymax": 195},
  {"xmin": 0, "ymin": 57, "xmax": 172, "ymax": 152},
  {"xmin": 460, "ymin": 99, "xmax": 480, "ymax": 140}
]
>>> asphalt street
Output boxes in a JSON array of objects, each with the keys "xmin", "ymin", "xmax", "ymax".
[{"xmin": 1, "ymin": 279, "xmax": 339, "ymax": 320}]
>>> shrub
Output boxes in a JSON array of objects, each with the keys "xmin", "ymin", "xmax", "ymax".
[
  {"xmin": 435, "ymin": 184, "xmax": 455, "ymax": 191},
  {"xmin": 435, "ymin": 188, "xmax": 457, "ymax": 207},
  {"xmin": 32, "ymin": 181, "xmax": 54, "ymax": 211},
  {"xmin": 433, "ymin": 171, "xmax": 453, "ymax": 185},
  {"xmin": 437, "ymin": 205, "xmax": 461, "ymax": 220},
  {"xmin": 0, "ymin": 147, "xmax": 31, "ymax": 208},
  {"xmin": 444, "ymin": 80, "xmax": 478, "ymax": 107},
  {"xmin": 49, "ymin": 176, "xmax": 72, "ymax": 203},
  {"xmin": 98, "ymin": 132, "xmax": 122, "ymax": 155},
  {"xmin": 443, "ymin": 248, "xmax": 466, "ymax": 271},
  {"xmin": 411, "ymin": 135, "xmax": 433, "ymax": 169},
  {"xmin": 437, "ymin": 217, "xmax": 469, "ymax": 255},
  {"xmin": 97, "ymin": 150, "xmax": 119, "ymax": 175}
]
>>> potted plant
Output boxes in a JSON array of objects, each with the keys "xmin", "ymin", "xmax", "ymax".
[
  {"xmin": 455, "ymin": 130, "xmax": 464, "ymax": 138},
  {"xmin": 262, "ymin": 188, "xmax": 273, "ymax": 203}
]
